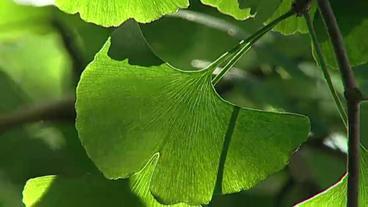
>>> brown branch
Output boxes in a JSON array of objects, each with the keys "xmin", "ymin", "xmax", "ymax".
[
  {"xmin": 0, "ymin": 96, "xmax": 76, "ymax": 134},
  {"xmin": 316, "ymin": 0, "xmax": 362, "ymax": 206}
]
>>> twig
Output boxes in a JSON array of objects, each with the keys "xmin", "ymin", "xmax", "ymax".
[
  {"xmin": 317, "ymin": 0, "xmax": 362, "ymax": 206},
  {"xmin": 0, "ymin": 96, "xmax": 75, "ymax": 134},
  {"xmin": 211, "ymin": 10, "xmax": 295, "ymax": 85}
]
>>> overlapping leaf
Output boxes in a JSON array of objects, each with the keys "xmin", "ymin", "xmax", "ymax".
[
  {"xmin": 200, "ymin": 0, "xmax": 252, "ymax": 20},
  {"xmin": 23, "ymin": 155, "xmax": 195, "ymax": 207},
  {"xmin": 266, "ymin": 0, "xmax": 316, "ymax": 35},
  {"xmin": 55, "ymin": 0, "xmax": 190, "ymax": 26},
  {"xmin": 295, "ymin": 101, "xmax": 368, "ymax": 207},
  {"xmin": 76, "ymin": 21, "xmax": 310, "ymax": 205},
  {"xmin": 55, "ymin": 0, "xmax": 275, "ymax": 27}
]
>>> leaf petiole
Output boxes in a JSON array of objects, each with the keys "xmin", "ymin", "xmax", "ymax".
[
  {"xmin": 210, "ymin": 10, "xmax": 295, "ymax": 85},
  {"xmin": 304, "ymin": 12, "xmax": 348, "ymax": 127}
]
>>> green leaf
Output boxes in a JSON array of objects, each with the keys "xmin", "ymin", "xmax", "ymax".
[
  {"xmin": 314, "ymin": 0, "xmax": 368, "ymax": 69},
  {"xmin": 23, "ymin": 155, "xmax": 195, "ymax": 207},
  {"xmin": 76, "ymin": 21, "xmax": 310, "ymax": 205},
  {"xmin": 54, "ymin": 0, "xmax": 279, "ymax": 27},
  {"xmin": 130, "ymin": 155, "xmax": 196, "ymax": 207},
  {"xmin": 55, "ymin": 0, "xmax": 190, "ymax": 27},
  {"xmin": 200, "ymin": 0, "xmax": 252, "ymax": 20},
  {"xmin": 266, "ymin": 0, "xmax": 316, "ymax": 35},
  {"xmin": 295, "ymin": 101, "xmax": 368, "ymax": 207}
]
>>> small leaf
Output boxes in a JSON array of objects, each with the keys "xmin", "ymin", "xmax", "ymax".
[
  {"xmin": 314, "ymin": 0, "xmax": 368, "ymax": 69},
  {"xmin": 23, "ymin": 155, "xmax": 195, "ymax": 207},
  {"xmin": 266, "ymin": 0, "xmax": 316, "ymax": 35},
  {"xmin": 200, "ymin": 0, "xmax": 252, "ymax": 20},
  {"xmin": 295, "ymin": 101, "xmax": 368, "ymax": 207},
  {"xmin": 54, "ymin": 0, "xmax": 190, "ymax": 27},
  {"xmin": 76, "ymin": 21, "xmax": 310, "ymax": 205}
]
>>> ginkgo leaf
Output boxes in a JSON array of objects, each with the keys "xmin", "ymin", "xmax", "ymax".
[
  {"xmin": 55, "ymin": 0, "xmax": 272, "ymax": 27},
  {"xmin": 295, "ymin": 147, "xmax": 368, "ymax": 207},
  {"xmin": 266, "ymin": 0, "xmax": 316, "ymax": 35},
  {"xmin": 23, "ymin": 155, "xmax": 196, "ymax": 207},
  {"xmin": 200, "ymin": 0, "xmax": 252, "ymax": 20},
  {"xmin": 75, "ymin": 21, "xmax": 310, "ymax": 205},
  {"xmin": 55, "ymin": 0, "xmax": 190, "ymax": 27},
  {"xmin": 295, "ymin": 101, "xmax": 368, "ymax": 207}
]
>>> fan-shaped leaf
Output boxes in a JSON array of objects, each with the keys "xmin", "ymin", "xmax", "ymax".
[
  {"xmin": 55, "ymin": 0, "xmax": 274, "ymax": 27},
  {"xmin": 75, "ymin": 21, "xmax": 310, "ymax": 205},
  {"xmin": 54, "ymin": 0, "xmax": 189, "ymax": 26}
]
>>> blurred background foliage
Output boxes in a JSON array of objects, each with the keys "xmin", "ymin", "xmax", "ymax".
[{"xmin": 0, "ymin": 0, "xmax": 367, "ymax": 206}]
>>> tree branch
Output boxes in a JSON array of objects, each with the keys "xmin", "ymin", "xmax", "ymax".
[
  {"xmin": 316, "ymin": 0, "xmax": 362, "ymax": 206},
  {"xmin": 0, "ymin": 96, "xmax": 76, "ymax": 134}
]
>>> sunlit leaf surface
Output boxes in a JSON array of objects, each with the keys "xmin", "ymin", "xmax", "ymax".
[
  {"xmin": 55, "ymin": 0, "xmax": 190, "ymax": 26},
  {"xmin": 76, "ymin": 21, "xmax": 310, "ymax": 205}
]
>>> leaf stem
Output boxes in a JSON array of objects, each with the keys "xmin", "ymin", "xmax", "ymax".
[
  {"xmin": 303, "ymin": 12, "xmax": 348, "ymax": 127},
  {"xmin": 210, "ymin": 10, "xmax": 295, "ymax": 85},
  {"xmin": 316, "ymin": 0, "xmax": 362, "ymax": 206}
]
